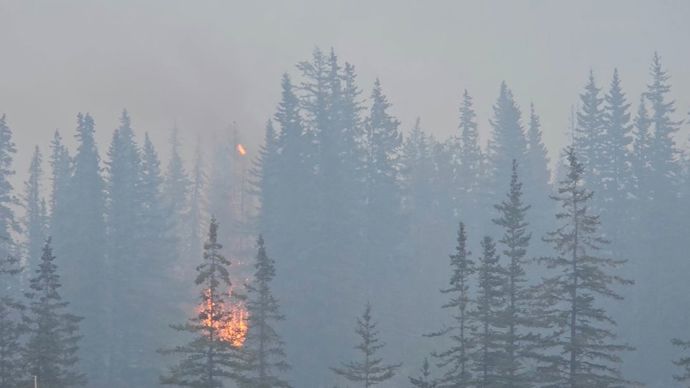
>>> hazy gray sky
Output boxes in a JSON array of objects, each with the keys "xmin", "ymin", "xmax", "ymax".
[{"xmin": 1, "ymin": 0, "xmax": 689, "ymax": 176}]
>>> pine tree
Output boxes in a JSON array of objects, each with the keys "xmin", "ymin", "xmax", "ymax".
[
  {"xmin": 536, "ymin": 147, "xmax": 633, "ymax": 387},
  {"xmin": 428, "ymin": 222, "xmax": 474, "ymax": 387},
  {"xmin": 646, "ymin": 52, "xmax": 682, "ymax": 204},
  {"xmin": 160, "ymin": 218, "xmax": 245, "ymax": 387},
  {"xmin": 455, "ymin": 90, "xmax": 484, "ymax": 223},
  {"xmin": 48, "ymin": 131, "xmax": 72, "ymax": 247},
  {"xmin": 24, "ymin": 238, "xmax": 86, "ymax": 387},
  {"xmin": 672, "ymin": 338, "xmax": 690, "ymax": 385},
  {"xmin": 187, "ymin": 137, "xmax": 207, "ymax": 262},
  {"xmin": 574, "ymin": 71, "xmax": 606, "ymax": 198},
  {"xmin": 163, "ymin": 125, "xmax": 190, "ymax": 260},
  {"xmin": 0, "ymin": 251, "xmax": 24, "ymax": 388},
  {"xmin": 253, "ymin": 120, "xmax": 280, "ymax": 244},
  {"xmin": 105, "ymin": 110, "xmax": 146, "ymax": 382},
  {"xmin": 631, "ymin": 96, "xmax": 653, "ymax": 205},
  {"xmin": 492, "ymin": 160, "xmax": 535, "ymax": 387},
  {"xmin": 59, "ymin": 113, "xmax": 108, "ymax": 385},
  {"xmin": 487, "ymin": 82, "xmax": 528, "ymax": 209},
  {"xmin": 523, "ymin": 104, "xmax": 552, "ymax": 249},
  {"xmin": 471, "ymin": 236, "xmax": 506, "ymax": 388},
  {"xmin": 331, "ymin": 303, "xmax": 401, "ymax": 387},
  {"xmin": 0, "ymin": 115, "xmax": 19, "ymax": 278},
  {"xmin": 23, "ymin": 146, "xmax": 47, "ymax": 272},
  {"xmin": 362, "ymin": 79, "xmax": 403, "ymax": 272},
  {"xmin": 409, "ymin": 358, "xmax": 437, "ymax": 388},
  {"xmin": 242, "ymin": 236, "xmax": 291, "ymax": 388},
  {"xmin": 400, "ymin": 118, "xmax": 436, "ymax": 238}
]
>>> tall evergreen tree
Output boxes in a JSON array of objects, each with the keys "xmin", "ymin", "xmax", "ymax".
[
  {"xmin": 409, "ymin": 358, "xmax": 437, "ymax": 388},
  {"xmin": 428, "ymin": 222, "xmax": 475, "ymax": 387},
  {"xmin": 0, "ymin": 250, "xmax": 24, "ymax": 388},
  {"xmin": 0, "ymin": 115, "xmax": 19, "ymax": 277},
  {"xmin": 574, "ymin": 71, "xmax": 606, "ymax": 197},
  {"xmin": 163, "ymin": 125, "xmax": 190, "ymax": 260},
  {"xmin": 471, "ymin": 236, "xmax": 506, "ymax": 388},
  {"xmin": 536, "ymin": 147, "xmax": 633, "ymax": 387},
  {"xmin": 59, "ymin": 113, "xmax": 108, "ymax": 385},
  {"xmin": 646, "ymin": 52, "xmax": 682, "ymax": 204},
  {"xmin": 492, "ymin": 160, "xmax": 536, "ymax": 387},
  {"xmin": 48, "ymin": 131, "xmax": 72, "ymax": 245},
  {"xmin": 23, "ymin": 146, "xmax": 47, "ymax": 272},
  {"xmin": 187, "ymin": 137, "xmax": 207, "ymax": 263},
  {"xmin": 24, "ymin": 238, "xmax": 86, "ymax": 387},
  {"xmin": 631, "ymin": 96, "xmax": 653, "ymax": 205},
  {"xmin": 160, "ymin": 218, "xmax": 245, "ymax": 387},
  {"xmin": 253, "ymin": 120, "xmax": 280, "ymax": 244},
  {"xmin": 487, "ymin": 82, "xmax": 528, "ymax": 209},
  {"xmin": 331, "ymin": 303, "xmax": 401, "ymax": 388},
  {"xmin": 523, "ymin": 104, "xmax": 552, "ymax": 249},
  {"xmin": 242, "ymin": 235, "xmax": 291, "ymax": 388},
  {"xmin": 105, "ymin": 110, "xmax": 145, "ymax": 383},
  {"xmin": 455, "ymin": 90, "xmax": 484, "ymax": 223},
  {"xmin": 362, "ymin": 79, "xmax": 403, "ymax": 271}
]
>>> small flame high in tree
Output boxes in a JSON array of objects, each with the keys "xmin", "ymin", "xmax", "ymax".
[
  {"xmin": 331, "ymin": 303, "xmax": 401, "ymax": 387},
  {"xmin": 160, "ymin": 218, "xmax": 246, "ymax": 388}
]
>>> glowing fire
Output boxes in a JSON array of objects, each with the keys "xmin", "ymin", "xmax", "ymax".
[
  {"xmin": 199, "ymin": 289, "xmax": 249, "ymax": 347},
  {"xmin": 236, "ymin": 143, "xmax": 247, "ymax": 156}
]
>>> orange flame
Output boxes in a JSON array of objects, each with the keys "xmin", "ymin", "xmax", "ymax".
[
  {"xmin": 236, "ymin": 143, "xmax": 247, "ymax": 156},
  {"xmin": 199, "ymin": 289, "xmax": 248, "ymax": 347}
]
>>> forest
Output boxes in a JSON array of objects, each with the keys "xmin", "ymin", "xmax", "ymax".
[{"xmin": 2, "ymin": 47, "xmax": 690, "ymax": 388}]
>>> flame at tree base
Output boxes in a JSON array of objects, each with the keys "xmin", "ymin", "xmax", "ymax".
[{"xmin": 199, "ymin": 289, "xmax": 248, "ymax": 347}]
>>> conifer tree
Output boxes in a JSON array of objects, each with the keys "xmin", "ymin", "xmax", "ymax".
[
  {"xmin": 487, "ymin": 83, "xmax": 528, "ymax": 209},
  {"xmin": 574, "ymin": 72, "xmax": 606, "ymax": 197},
  {"xmin": 428, "ymin": 222, "xmax": 474, "ymax": 387},
  {"xmin": 455, "ymin": 90, "xmax": 484, "ymax": 223},
  {"xmin": 331, "ymin": 303, "xmax": 401, "ymax": 388},
  {"xmin": 0, "ymin": 251, "xmax": 24, "ymax": 388},
  {"xmin": 646, "ymin": 52, "xmax": 682, "ymax": 204},
  {"xmin": 0, "ymin": 115, "xmax": 19, "ymax": 276},
  {"xmin": 400, "ymin": 118, "xmax": 435, "ymax": 233},
  {"xmin": 602, "ymin": 69, "xmax": 634, "ymax": 208},
  {"xmin": 409, "ymin": 358, "xmax": 437, "ymax": 388},
  {"xmin": 24, "ymin": 238, "xmax": 86, "ymax": 387},
  {"xmin": 632, "ymin": 96, "xmax": 653, "ymax": 205},
  {"xmin": 362, "ymin": 79, "xmax": 403, "ymax": 269},
  {"xmin": 242, "ymin": 235, "xmax": 291, "ymax": 388},
  {"xmin": 471, "ymin": 236, "xmax": 506, "ymax": 388},
  {"xmin": 59, "ymin": 113, "xmax": 108, "ymax": 385},
  {"xmin": 187, "ymin": 137, "xmax": 207, "ymax": 261},
  {"xmin": 536, "ymin": 147, "xmax": 633, "ymax": 387},
  {"xmin": 523, "ymin": 104, "xmax": 552, "ymax": 247},
  {"xmin": 48, "ymin": 131, "xmax": 72, "ymax": 246},
  {"xmin": 23, "ymin": 146, "xmax": 47, "ymax": 272},
  {"xmin": 253, "ymin": 120, "xmax": 280, "ymax": 245},
  {"xmin": 164, "ymin": 125, "xmax": 190, "ymax": 259},
  {"xmin": 160, "ymin": 218, "xmax": 245, "ymax": 387},
  {"xmin": 492, "ymin": 160, "xmax": 536, "ymax": 387}
]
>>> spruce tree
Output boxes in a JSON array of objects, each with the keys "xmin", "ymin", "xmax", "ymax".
[
  {"xmin": 646, "ymin": 52, "xmax": 682, "ymax": 204},
  {"xmin": 331, "ymin": 303, "xmax": 401, "ymax": 388},
  {"xmin": 455, "ymin": 90, "xmax": 484, "ymax": 223},
  {"xmin": 24, "ymin": 238, "xmax": 86, "ymax": 387},
  {"xmin": 428, "ymin": 222, "xmax": 474, "ymax": 387},
  {"xmin": 242, "ymin": 235, "xmax": 291, "ymax": 388},
  {"xmin": 492, "ymin": 160, "xmax": 535, "ymax": 387},
  {"xmin": 163, "ymin": 125, "xmax": 190, "ymax": 260},
  {"xmin": 187, "ymin": 137, "xmax": 207, "ymax": 262},
  {"xmin": 523, "ymin": 104, "xmax": 552, "ymax": 250},
  {"xmin": 23, "ymin": 146, "xmax": 47, "ymax": 272},
  {"xmin": 0, "ymin": 251, "xmax": 24, "ymax": 388},
  {"xmin": 160, "ymin": 218, "xmax": 245, "ymax": 387},
  {"xmin": 487, "ymin": 82, "xmax": 528, "ymax": 209},
  {"xmin": 574, "ymin": 71, "xmax": 606, "ymax": 198},
  {"xmin": 409, "ymin": 358, "xmax": 437, "ymax": 388},
  {"xmin": 48, "ymin": 131, "xmax": 72, "ymax": 250},
  {"xmin": 362, "ymin": 79, "xmax": 403, "ymax": 273},
  {"xmin": 253, "ymin": 120, "xmax": 280, "ymax": 246},
  {"xmin": 631, "ymin": 96, "xmax": 653, "ymax": 205},
  {"xmin": 471, "ymin": 236, "xmax": 506, "ymax": 388},
  {"xmin": 0, "ymin": 115, "xmax": 19, "ymax": 281},
  {"xmin": 536, "ymin": 147, "xmax": 633, "ymax": 387},
  {"xmin": 59, "ymin": 113, "xmax": 108, "ymax": 385}
]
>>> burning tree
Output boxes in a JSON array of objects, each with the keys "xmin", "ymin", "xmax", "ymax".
[{"xmin": 160, "ymin": 217, "xmax": 247, "ymax": 387}]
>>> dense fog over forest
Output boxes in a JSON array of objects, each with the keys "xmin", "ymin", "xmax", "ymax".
[{"xmin": 3, "ymin": 1, "xmax": 690, "ymax": 388}]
